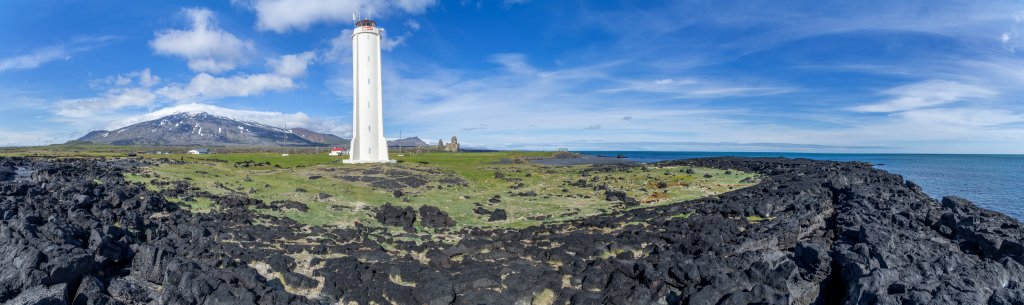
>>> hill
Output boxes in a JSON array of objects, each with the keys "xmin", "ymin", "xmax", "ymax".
[
  {"xmin": 73, "ymin": 112, "xmax": 318, "ymax": 146},
  {"xmin": 289, "ymin": 127, "xmax": 430, "ymax": 148},
  {"xmin": 290, "ymin": 127, "xmax": 347, "ymax": 145},
  {"xmin": 387, "ymin": 136, "xmax": 429, "ymax": 148}
]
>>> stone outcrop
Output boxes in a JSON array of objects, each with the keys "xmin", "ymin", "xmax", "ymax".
[
  {"xmin": 437, "ymin": 136, "xmax": 460, "ymax": 152},
  {"xmin": 446, "ymin": 136, "xmax": 460, "ymax": 152},
  {"xmin": 419, "ymin": 205, "xmax": 456, "ymax": 228},
  {"xmin": 0, "ymin": 156, "xmax": 1021, "ymax": 304}
]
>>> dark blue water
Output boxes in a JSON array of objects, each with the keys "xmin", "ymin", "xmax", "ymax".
[{"xmin": 579, "ymin": 151, "xmax": 1024, "ymax": 221}]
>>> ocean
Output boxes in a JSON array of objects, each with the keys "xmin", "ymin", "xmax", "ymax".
[{"xmin": 578, "ymin": 151, "xmax": 1024, "ymax": 221}]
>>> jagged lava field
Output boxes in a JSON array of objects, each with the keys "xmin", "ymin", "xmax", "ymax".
[{"xmin": 0, "ymin": 150, "xmax": 1022, "ymax": 304}]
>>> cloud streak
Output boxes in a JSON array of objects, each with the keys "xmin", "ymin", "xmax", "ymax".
[
  {"xmin": 53, "ymin": 69, "xmax": 161, "ymax": 118},
  {"xmin": 156, "ymin": 73, "xmax": 296, "ymax": 102},
  {"xmin": 238, "ymin": 0, "xmax": 437, "ymax": 33},
  {"xmin": 851, "ymin": 80, "xmax": 997, "ymax": 113},
  {"xmin": 0, "ymin": 36, "xmax": 115, "ymax": 72}
]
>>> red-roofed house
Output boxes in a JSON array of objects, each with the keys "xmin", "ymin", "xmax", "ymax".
[{"xmin": 328, "ymin": 147, "xmax": 347, "ymax": 156}]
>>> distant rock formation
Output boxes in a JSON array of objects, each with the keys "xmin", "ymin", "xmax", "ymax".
[
  {"xmin": 437, "ymin": 136, "xmax": 460, "ymax": 152},
  {"xmin": 446, "ymin": 136, "xmax": 460, "ymax": 152}
]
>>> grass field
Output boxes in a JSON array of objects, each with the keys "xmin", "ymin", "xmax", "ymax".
[{"xmin": 124, "ymin": 151, "xmax": 758, "ymax": 233}]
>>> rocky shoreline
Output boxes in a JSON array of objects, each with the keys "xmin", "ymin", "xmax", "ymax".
[{"xmin": 1, "ymin": 156, "xmax": 1021, "ymax": 304}]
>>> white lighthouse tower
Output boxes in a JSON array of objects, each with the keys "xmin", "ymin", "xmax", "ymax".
[{"xmin": 344, "ymin": 18, "xmax": 394, "ymax": 164}]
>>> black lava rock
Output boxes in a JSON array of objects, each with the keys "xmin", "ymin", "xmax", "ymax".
[
  {"xmin": 487, "ymin": 209, "xmax": 508, "ymax": 221},
  {"xmin": 375, "ymin": 203, "xmax": 417, "ymax": 232},
  {"xmin": 271, "ymin": 200, "xmax": 309, "ymax": 212},
  {"xmin": 1, "ymin": 156, "xmax": 1022, "ymax": 305},
  {"xmin": 419, "ymin": 205, "xmax": 456, "ymax": 228},
  {"xmin": 604, "ymin": 190, "xmax": 639, "ymax": 206}
]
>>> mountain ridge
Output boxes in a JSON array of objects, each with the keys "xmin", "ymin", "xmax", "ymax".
[
  {"xmin": 74, "ymin": 112, "xmax": 317, "ymax": 146},
  {"xmin": 73, "ymin": 112, "xmax": 439, "ymax": 148}
]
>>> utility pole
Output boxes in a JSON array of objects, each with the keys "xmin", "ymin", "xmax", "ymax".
[{"xmin": 399, "ymin": 129, "xmax": 403, "ymax": 154}]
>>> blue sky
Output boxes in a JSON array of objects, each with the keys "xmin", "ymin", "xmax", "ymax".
[{"xmin": 2, "ymin": 0, "xmax": 1024, "ymax": 153}]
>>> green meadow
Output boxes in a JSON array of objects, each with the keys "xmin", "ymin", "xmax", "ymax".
[{"xmin": 124, "ymin": 151, "xmax": 758, "ymax": 234}]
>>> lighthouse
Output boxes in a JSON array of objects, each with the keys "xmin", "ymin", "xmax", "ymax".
[{"xmin": 344, "ymin": 18, "xmax": 394, "ymax": 164}]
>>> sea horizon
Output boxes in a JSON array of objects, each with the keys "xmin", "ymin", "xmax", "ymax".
[
  {"xmin": 578, "ymin": 151, "xmax": 1024, "ymax": 222},
  {"xmin": 572, "ymin": 150, "xmax": 1024, "ymax": 157}
]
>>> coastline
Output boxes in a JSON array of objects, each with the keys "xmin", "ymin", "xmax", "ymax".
[
  {"xmin": 0, "ymin": 156, "xmax": 1021, "ymax": 304},
  {"xmin": 577, "ymin": 151, "xmax": 1024, "ymax": 221}
]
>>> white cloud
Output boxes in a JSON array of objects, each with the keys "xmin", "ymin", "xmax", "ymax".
[
  {"xmin": 503, "ymin": 0, "xmax": 530, "ymax": 7},
  {"xmin": 370, "ymin": 52, "xmax": 1021, "ymax": 153},
  {"xmin": 137, "ymin": 69, "xmax": 161, "ymax": 87},
  {"xmin": 598, "ymin": 77, "xmax": 791, "ymax": 98},
  {"xmin": 851, "ymin": 80, "xmax": 997, "ymax": 113},
  {"xmin": 0, "ymin": 129, "xmax": 62, "ymax": 147},
  {"xmin": 113, "ymin": 75, "xmax": 132, "ymax": 86},
  {"xmin": 898, "ymin": 108, "xmax": 1024, "ymax": 127},
  {"xmin": 381, "ymin": 32, "xmax": 409, "ymax": 51},
  {"xmin": 405, "ymin": 20, "xmax": 421, "ymax": 31},
  {"xmin": 1002, "ymin": 11, "xmax": 1024, "ymax": 52},
  {"xmin": 93, "ymin": 68, "xmax": 161, "ymax": 88},
  {"xmin": 489, "ymin": 53, "xmax": 537, "ymax": 75},
  {"xmin": 325, "ymin": 29, "xmax": 356, "ymax": 62},
  {"xmin": 240, "ymin": 0, "xmax": 437, "ymax": 33},
  {"xmin": 269, "ymin": 51, "xmax": 316, "ymax": 77},
  {"xmin": 157, "ymin": 72, "xmax": 296, "ymax": 102},
  {"xmin": 389, "ymin": 0, "xmax": 436, "ymax": 12},
  {"xmin": 0, "ymin": 47, "xmax": 68, "ymax": 72},
  {"xmin": 55, "ymin": 88, "xmax": 158, "ymax": 118},
  {"xmin": 0, "ymin": 36, "xmax": 115, "ymax": 72},
  {"xmin": 324, "ymin": 26, "xmax": 410, "ymax": 57},
  {"xmin": 55, "ymin": 68, "xmax": 163, "ymax": 118},
  {"xmin": 150, "ymin": 8, "xmax": 253, "ymax": 73},
  {"xmin": 372, "ymin": 54, "xmax": 767, "ymax": 146},
  {"xmin": 114, "ymin": 103, "xmax": 351, "ymax": 136}
]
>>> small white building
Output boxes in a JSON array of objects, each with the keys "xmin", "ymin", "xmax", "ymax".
[
  {"xmin": 187, "ymin": 148, "xmax": 210, "ymax": 155},
  {"xmin": 328, "ymin": 147, "xmax": 347, "ymax": 156}
]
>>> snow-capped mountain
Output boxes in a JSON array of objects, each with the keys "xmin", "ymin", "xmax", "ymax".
[{"xmin": 74, "ymin": 112, "xmax": 319, "ymax": 146}]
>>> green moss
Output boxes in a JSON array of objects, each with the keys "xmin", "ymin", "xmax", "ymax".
[
  {"xmin": 669, "ymin": 212, "xmax": 694, "ymax": 219},
  {"xmin": 184, "ymin": 197, "xmax": 216, "ymax": 213},
  {"xmin": 119, "ymin": 151, "xmax": 758, "ymax": 237},
  {"xmin": 531, "ymin": 288, "xmax": 556, "ymax": 305},
  {"xmin": 746, "ymin": 215, "xmax": 774, "ymax": 222}
]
